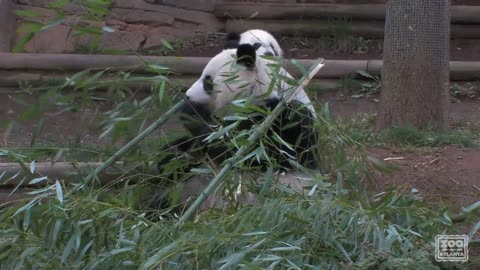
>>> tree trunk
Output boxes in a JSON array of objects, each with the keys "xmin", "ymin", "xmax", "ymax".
[
  {"xmin": 376, "ymin": 0, "xmax": 450, "ymax": 130},
  {"xmin": 0, "ymin": 0, "xmax": 15, "ymax": 52}
]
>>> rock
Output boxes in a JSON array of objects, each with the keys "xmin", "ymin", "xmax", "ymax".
[
  {"xmin": 17, "ymin": 24, "xmax": 73, "ymax": 53},
  {"xmin": 108, "ymin": 8, "xmax": 174, "ymax": 27},
  {"xmin": 105, "ymin": 19, "xmax": 128, "ymax": 31},
  {"xmin": 100, "ymin": 31, "xmax": 146, "ymax": 51},
  {"xmin": 145, "ymin": 0, "xmax": 217, "ymax": 12},
  {"xmin": 113, "ymin": 0, "xmax": 222, "ymax": 29},
  {"xmin": 16, "ymin": 0, "xmax": 86, "ymax": 15}
]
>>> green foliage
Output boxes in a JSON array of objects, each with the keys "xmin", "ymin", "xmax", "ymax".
[
  {"xmin": 336, "ymin": 71, "xmax": 381, "ymax": 99},
  {"xmin": 450, "ymin": 82, "xmax": 480, "ymax": 99},
  {"xmin": 0, "ymin": 175, "xmax": 467, "ymax": 269},
  {"xmin": 381, "ymin": 125, "xmax": 478, "ymax": 148}
]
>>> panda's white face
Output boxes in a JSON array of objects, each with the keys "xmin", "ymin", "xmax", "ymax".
[{"xmin": 185, "ymin": 45, "xmax": 278, "ymax": 112}]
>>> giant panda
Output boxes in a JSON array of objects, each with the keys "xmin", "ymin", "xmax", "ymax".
[
  {"xmin": 224, "ymin": 29, "xmax": 283, "ymax": 58},
  {"xmin": 153, "ymin": 33, "xmax": 321, "ymax": 215}
]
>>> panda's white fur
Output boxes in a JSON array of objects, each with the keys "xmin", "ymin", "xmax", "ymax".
[
  {"xmin": 174, "ymin": 170, "xmax": 317, "ymax": 212},
  {"xmin": 156, "ymin": 31, "xmax": 320, "ymax": 214},
  {"xmin": 185, "ymin": 46, "xmax": 316, "ymax": 117},
  {"xmin": 229, "ymin": 29, "xmax": 283, "ymax": 57}
]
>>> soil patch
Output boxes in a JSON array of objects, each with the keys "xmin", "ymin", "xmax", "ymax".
[{"xmin": 369, "ymin": 146, "xmax": 480, "ymax": 209}]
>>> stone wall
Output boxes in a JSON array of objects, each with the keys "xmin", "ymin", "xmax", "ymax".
[
  {"xmin": 9, "ymin": 0, "xmax": 477, "ymax": 53},
  {"xmin": 14, "ymin": 0, "xmax": 223, "ymax": 53}
]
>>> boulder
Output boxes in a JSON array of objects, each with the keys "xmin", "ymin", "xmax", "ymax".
[{"xmin": 108, "ymin": 8, "xmax": 175, "ymax": 27}]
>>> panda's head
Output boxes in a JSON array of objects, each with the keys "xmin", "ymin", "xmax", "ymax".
[
  {"xmin": 185, "ymin": 43, "xmax": 278, "ymax": 113},
  {"xmin": 224, "ymin": 29, "xmax": 283, "ymax": 58}
]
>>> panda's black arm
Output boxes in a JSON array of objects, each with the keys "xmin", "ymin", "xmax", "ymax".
[{"xmin": 156, "ymin": 136, "xmax": 195, "ymax": 173}]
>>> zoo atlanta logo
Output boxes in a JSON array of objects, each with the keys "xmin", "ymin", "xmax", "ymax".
[{"xmin": 435, "ymin": 235, "xmax": 469, "ymax": 262}]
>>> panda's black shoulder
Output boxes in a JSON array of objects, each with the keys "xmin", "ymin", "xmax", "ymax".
[{"xmin": 224, "ymin": 32, "xmax": 241, "ymax": 49}]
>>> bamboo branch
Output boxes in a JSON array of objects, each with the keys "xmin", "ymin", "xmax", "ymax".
[
  {"xmin": 175, "ymin": 59, "xmax": 325, "ymax": 227},
  {"xmin": 68, "ymin": 100, "xmax": 186, "ymax": 195}
]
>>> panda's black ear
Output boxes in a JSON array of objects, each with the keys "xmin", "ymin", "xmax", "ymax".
[
  {"xmin": 236, "ymin": 44, "xmax": 256, "ymax": 69},
  {"xmin": 253, "ymin": 42, "xmax": 262, "ymax": 50},
  {"xmin": 224, "ymin": 32, "xmax": 241, "ymax": 49}
]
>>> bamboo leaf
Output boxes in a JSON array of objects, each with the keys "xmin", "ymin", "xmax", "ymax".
[
  {"xmin": 28, "ymin": 176, "xmax": 48, "ymax": 185},
  {"xmin": 29, "ymin": 160, "xmax": 36, "ymax": 174},
  {"xmin": 462, "ymin": 201, "xmax": 480, "ymax": 213},
  {"xmin": 55, "ymin": 180, "xmax": 64, "ymax": 204}
]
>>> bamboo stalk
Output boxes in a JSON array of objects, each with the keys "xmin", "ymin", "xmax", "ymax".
[
  {"xmin": 175, "ymin": 59, "xmax": 325, "ymax": 226},
  {"xmin": 216, "ymin": 3, "xmax": 480, "ymax": 23},
  {"xmin": 69, "ymin": 100, "xmax": 186, "ymax": 195}
]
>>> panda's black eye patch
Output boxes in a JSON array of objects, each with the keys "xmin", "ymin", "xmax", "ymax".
[{"xmin": 203, "ymin": 75, "xmax": 214, "ymax": 94}]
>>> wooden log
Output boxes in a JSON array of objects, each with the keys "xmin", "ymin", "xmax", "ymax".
[
  {"xmin": 0, "ymin": 53, "xmax": 209, "ymax": 75},
  {"xmin": 225, "ymin": 19, "xmax": 480, "ymax": 39},
  {"xmin": 2, "ymin": 54, "xmax": 480, "ymax": 81},
  {"xmin": 450, "ymin": 61, "xmax": 480, "ymax": 81},
  {"xmin": 0, "ymin": 53, "xmax": 370, "ymax": 79},
  {"xmin": 367, "ymin": 60, "xmax": 383, "ymax": 76},
  {"xmin": 0, "ymin": 189, "xmax": 32, "ymax": 206},
  {"xmin": 216, "ymin": 3, "xmax": 480, "ymax": 24},
  {"xmin": 0, "ymin": 69, "xmax": 351, "ymax": 92},
  {"xmin": 0, "ymin": 70, "xmax": 196, "ymax": 89},
  {"xmin": 0, "ymin": 161, "xmax": 143, "ymax": 186}
]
